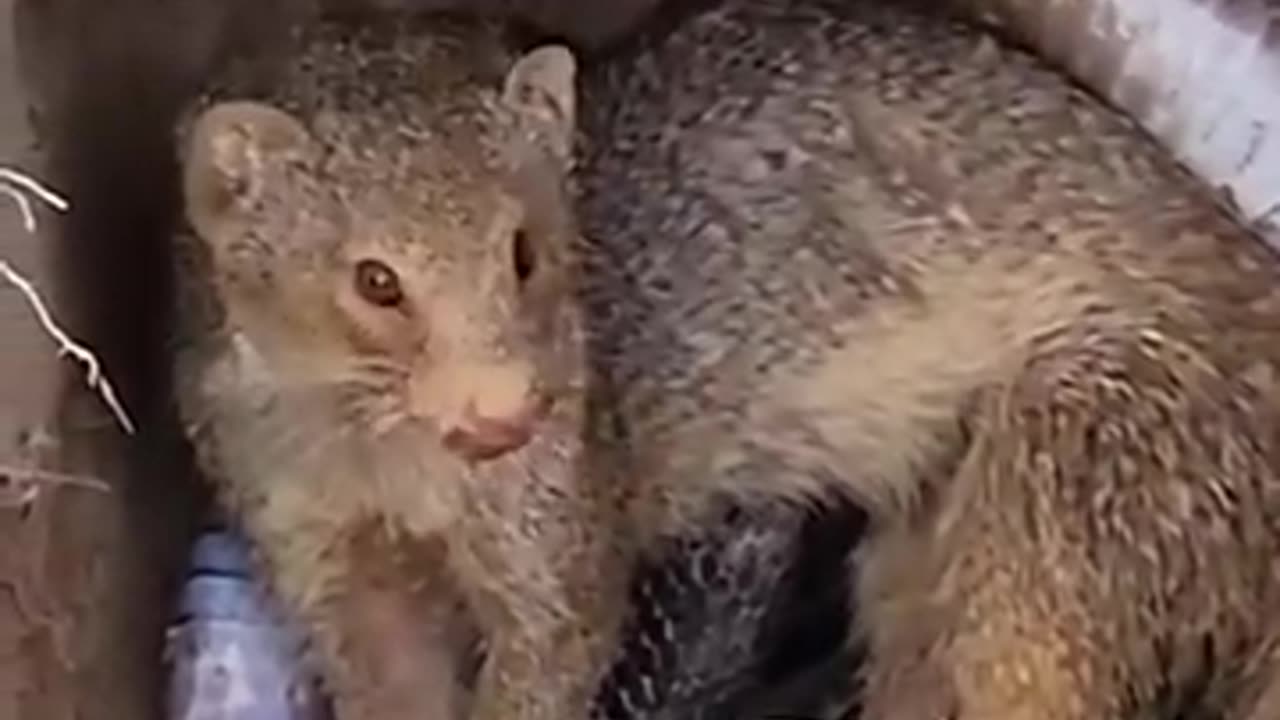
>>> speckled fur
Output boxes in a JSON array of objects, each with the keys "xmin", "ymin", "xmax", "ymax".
[
  {"xmin": 591, "ymin": 500, "xmax": 860, "ymax": 720},
  {"xmin": 171, "ymin": 12, "xmax": 627, "ymax": 720},
  {"xmin": 574, "ymin": 0, "xmax": 1280, "ymax": 718}
]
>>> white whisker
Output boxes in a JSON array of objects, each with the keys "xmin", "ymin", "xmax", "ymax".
[
  {"xmin": 261, "ymin": 419, "xmax": 363, "ymax": 490},
  {"xmin": 369, "ymin": 408, "xmax": 411, "ymax": 437},
  {"xmin": 350, "ymin": 357, "xmax": 411, "ymax": 380}
]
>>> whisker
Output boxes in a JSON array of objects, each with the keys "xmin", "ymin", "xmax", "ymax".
[
  {"xmin": 349, "ymin": 357, "xmax": 411, "ymax": 380},
  {"xmin": 337, "ymin": 383, "xmax": 401, "ymax": 422},
  {"xmin": 271, "ymin": 411, "xmax": 363, "ymax": 477},
  {"xmin": 181, "ymin": 355, "xmax": 434, "ymax": 502},
  {"xmin": 368, "ymin": 407, "xmax": 411, "ymax": 437}
]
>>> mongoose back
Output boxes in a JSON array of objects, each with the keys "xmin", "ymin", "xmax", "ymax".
[
  {"xmin": 570, "ymin": 0, "xmax": 1280, "ymax": 718},
  {"xmin": 170, "ymin": 11, "xmax": 632, "ymax": 720}
]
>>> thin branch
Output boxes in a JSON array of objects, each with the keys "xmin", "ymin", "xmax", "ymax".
[
  {"xmin": 0, "ymin": 165, "xmax": 136, "ymax": 434},
  {"xmin": 0, "ymin": 423, "xmax": 112, "ymax": 509},
  {"xmin": 0, "ymin": 464, "xmax": 108, "ymax": 491},
  {"xmin": 0, "ymin": 166, "xmax": 69, "ymax": 230}
]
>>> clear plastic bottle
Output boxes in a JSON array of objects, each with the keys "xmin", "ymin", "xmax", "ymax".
[{"xmin": 165, "ymin": 526, "xmax": 332, "ymax": 720}]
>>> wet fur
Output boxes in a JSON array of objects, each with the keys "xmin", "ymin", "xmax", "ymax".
[{"xmin": 574, "ymin": 0, "xmax": 1280, "ymax": 718}]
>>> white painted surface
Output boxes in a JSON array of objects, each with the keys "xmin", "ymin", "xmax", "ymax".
[
  {"xmin": 1102, "ymin": 0, "xmax": 1280, "ymax": 240},
  {"xmin": 967, "ymin": 0, "xmax": 1280, "ymax": 248}
]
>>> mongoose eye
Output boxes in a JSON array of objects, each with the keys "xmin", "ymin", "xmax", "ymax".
[
  {"xmin": 353, "ymin": 259, "xmax": 404, "ymax": 308},
  {"xmin": 512, "ymin": 229, "xmax": 536, "ymax": 284}
]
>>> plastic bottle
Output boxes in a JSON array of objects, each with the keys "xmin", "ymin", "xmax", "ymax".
[{"xmin": 165, "ymin": 526, "xmax": 332, "ymax": 720}]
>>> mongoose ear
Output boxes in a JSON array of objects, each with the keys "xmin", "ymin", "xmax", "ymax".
[
  {"xmin": 502, "ymin": 44, "xmax": 577, "ymax": 163},
  {"xmin": 182, "ymin": 100, "xmax": 312, "ymax": 239}
]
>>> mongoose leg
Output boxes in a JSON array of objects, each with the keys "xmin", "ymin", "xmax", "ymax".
[
  {"xmin": 469, "ymin": 629, "xmax": 588, "ymax": 720},
  {"xmin": 464, "ymin": 584, "xmax": 616, "ymax": 720},
  {"xmin": 330, "ymin": 533, "xmax": 475, "ymax": 720},
  {"xmin": 254, "ymin": 518, "xmax": 475, "ymax": 720},
  {"xmin": 857, "ymin": 330, "xmax": 1273, "ymax": 720},
  {"xmin": 447, "ymin": 462, "xmax": 623, "ymax": 720}
]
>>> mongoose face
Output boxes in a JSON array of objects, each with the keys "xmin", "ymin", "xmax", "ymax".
[
  {"xmin": 179, "ymin": 42, "xmax": 580, "ymax": 466},
  {"xmin": 171, "ymin": 22, "xmax": 626, "ymax": 720}
]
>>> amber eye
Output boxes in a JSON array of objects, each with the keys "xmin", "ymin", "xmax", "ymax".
[
  {"xmin": 512, "ymin": 229, "xmax": 536, "ymax": 285},
  {"xmin": 353, "ymin": 259, "xmax": 403, "ymax": 308}
]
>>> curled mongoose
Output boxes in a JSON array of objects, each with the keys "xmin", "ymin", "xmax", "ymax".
[
  {"xmin": 170, "ymin": 11, "xmax": 627, "ymax": 720},
  {"xmin": 569, "ymin": 0, "xmax": 1280, "ymax": 718}
]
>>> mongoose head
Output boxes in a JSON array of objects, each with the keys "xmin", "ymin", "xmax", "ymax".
[{"xmin": 180, "ymin": 44, "xmax": 580, "ymax": 466}]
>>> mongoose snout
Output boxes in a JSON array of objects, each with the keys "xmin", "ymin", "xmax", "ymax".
[
  {"xmin": 441, "ymin": 389, "xmax": 552, "ymax": 462},
  {"xmin": 408, "ymin": 355, "xmax": 553, "ymax": 460}
]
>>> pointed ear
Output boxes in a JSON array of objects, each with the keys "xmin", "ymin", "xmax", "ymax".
[
  {"xmin": 502, "ymin": 44, "xmax": 577, "ymax": 163},
  {"xmin": 181, "ymin": 100, "xmax": 312, "ymax": 239}
]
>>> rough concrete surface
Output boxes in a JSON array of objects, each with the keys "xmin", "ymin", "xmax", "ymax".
[
  {"xmin": 0, "ymin": 0, "xmax": 59, "ymax": 461},
  {"xmin": 0, "ymin": 0, "xmax": 210, "ymax": 717},
  {"xmin": 0, "ymin": 0, "xmax": 92, "ymax": 716}
]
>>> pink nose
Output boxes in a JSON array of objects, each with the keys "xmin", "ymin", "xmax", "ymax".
[{"xmin": 441, "ymin": 394, "xmax": 551, "ymax": 462}]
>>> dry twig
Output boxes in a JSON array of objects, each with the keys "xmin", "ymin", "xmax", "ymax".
[
  {"xmin": 0, "ymin": 463, "xmax": 110, "ymax": 507},
  {"xmin": 0, "ymin": 164, "xmax": 135, "ymax": 435}
]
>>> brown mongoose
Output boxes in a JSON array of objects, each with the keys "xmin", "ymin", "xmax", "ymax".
[
  {"xmin": 168, "ymin": 6, "xmax": 864, "ymax": 720},
  {"xmin": 170, "ymin": 0, "xmax": 1280, "ymax": 718},
  {"xmin": 568, "ymin": 0, "xmax": 1280, "ymax": 718},
  {"xmin": 169, "ymin": 11, "xmax": 630, "ymax": 720}
]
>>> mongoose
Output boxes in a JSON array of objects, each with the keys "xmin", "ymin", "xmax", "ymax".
[
  {"xmin": 170, "ymin": 11, "xmax": 628, "ymax": 720},
  {"xmin": 567, "ymin": 0, "xmax": 1280, "ymax": 718},
  {"xmin": 169, "ymin": 6, "xmax": 863, "ymax": 720}
]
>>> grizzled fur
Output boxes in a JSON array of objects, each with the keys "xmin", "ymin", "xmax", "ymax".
[
  {"xmin": 170, "ymin": 12, "xmax": 624, "ymax": 720},
  {"xmin": 572, "ymin": 0, "xmax": 1280, "ymax": 718},
  {"xmin": 592, "ymin": 500, "xmax": 861, "ymax": 720},
  {"xmin": 171, "ymin": 0, "xmax": 1280, "ymax": 717},
  {"xmin": 169, "ymin": 7, "xmax": 857, "ymax": 720}
]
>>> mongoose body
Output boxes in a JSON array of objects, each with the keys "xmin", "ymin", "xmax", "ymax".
[
  {"xmin": 572, "ymin": 0, "xmax": 1280, "ymax": 718},
  {"xmin": 170, "ymin": 12, "xmax": 626, "ymax": 720}
]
